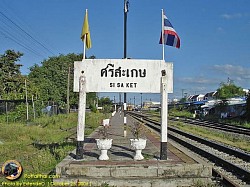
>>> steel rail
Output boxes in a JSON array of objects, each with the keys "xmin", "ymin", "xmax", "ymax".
[
  {"xmin": 174, "ymin": 117, "xmax": 250, "ymax": 136},
  {"xmin": 142, "ymin": 111, "xmax": 250, "ymax": 136},
  {"xmin": 127, "ymin": 111, "xmax": 250, "ymax": 185}
]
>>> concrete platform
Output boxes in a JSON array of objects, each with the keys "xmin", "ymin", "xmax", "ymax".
[{"xmin": 55, "ymin": 112, "xmax": 212, "ymax": 187}]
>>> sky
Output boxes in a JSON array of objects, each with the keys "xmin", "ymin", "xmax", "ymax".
[{"xmin": 1, "ymin": 0, "xmax": 250, "ymax": 104}]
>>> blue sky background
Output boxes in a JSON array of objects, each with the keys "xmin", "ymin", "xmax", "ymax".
[{"xmin": 1, "ymin": 0, "xmax": 250, "ymax": 103}]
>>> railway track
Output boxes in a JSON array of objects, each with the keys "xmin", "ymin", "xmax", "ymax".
[
  {"xmin": 127, "ymin": 111, "xmax": 250, "ymax": 186},
  {"xmin": 171, "ymin": 117, "xmax": 250, "ymax": 137},
  {"xmin": 142, "ymin": 112, "xmax": 250, "ymax": 137}
]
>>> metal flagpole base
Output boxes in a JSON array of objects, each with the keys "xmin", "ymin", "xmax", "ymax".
[
  {"xmin": 76, "ymin": 141, "xmax": 84, "ymax": 160},
  {"xmin": 160, "ymin": 142, "xmax": 167, "ymax": 160}
]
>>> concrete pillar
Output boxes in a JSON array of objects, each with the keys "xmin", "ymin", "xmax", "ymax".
[
  {"xmin": 160, "ymin": 72, "xmax": 168, "ymax": 160},
  {"xmin": 76, "ymin": 75, "xmax": 86, "ymax": 160}
]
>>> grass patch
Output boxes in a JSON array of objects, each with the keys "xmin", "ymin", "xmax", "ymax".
[
  {"xmin": 142, "ymin": 153, "xmax": 155, "ymax": 160},
  {"xmin": 169, "ymin": 108, "xmax": 194, "ymax": 118},
  {"xmin": 170, "ymin": 121, "xmax": 250, "ymax": 152},
  {"xmin": 220, "ymin": 118, "xmax": 250, "ymax": 128},
  {"xmin": 241, "ymin": 122, "xmax": 250, "ymax": 128},
  {"xmin": 193, "ymin": 179, "xmax": 219, "ymax": 187},
  {"xmin": 0, "ymin": 112, "xmax": 109, "ymax": 184}
]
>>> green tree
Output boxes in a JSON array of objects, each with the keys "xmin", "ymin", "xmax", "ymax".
[
  {"xmin": 28, "ymin": 53, "xmax": 96, "ymax": 109},
  {"xmin": 179, "ymin": 97, "xmax": 187, "ymax": 103},
  {"xmin": 99, "ymin": 97, "xmax": 113, "ymax": 113},
  {"xmin": 29, "ymin": 53, "xmax": 82, "ymax": 106},
  {"xmin": 0, "ymin": 50, "xmax": 24, "ymax": 99},
  {"xmin": 99, "ymin": 97, "xmax": 113, "ymax": 106},
  {"xmin": 217, "ymin": 82, "xmax": 244, "ymax": 99}
]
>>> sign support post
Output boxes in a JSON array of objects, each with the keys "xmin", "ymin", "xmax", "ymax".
[
  {"xmin": 160, "ymin": 70, "xmax": 168, "ymax": 160},
  {"xmin": 76, "ymin": 75, "xmax": 86, "ymax": 160}
]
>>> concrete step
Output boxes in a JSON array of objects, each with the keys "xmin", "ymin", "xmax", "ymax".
[{"xmin": 55, "ymin": 157, "xmax": 212, "ymax": 187}]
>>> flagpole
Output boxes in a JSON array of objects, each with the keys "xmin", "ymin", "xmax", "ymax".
[
  {"xmin": 83, "ymin": 37, "xmax": 86, "ymax": 60},
  {"xmin": 161, "ymin": 9, "xmax": 165, "ymax": 61},
  {"xmin": 82, "ymin": 9, "xmax": 88, "ymax": 60}
]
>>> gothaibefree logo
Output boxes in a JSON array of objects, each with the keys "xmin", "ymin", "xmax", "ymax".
[{"xmin": 1, "ymin": 160, "xmax": 22, "ymax": 180}]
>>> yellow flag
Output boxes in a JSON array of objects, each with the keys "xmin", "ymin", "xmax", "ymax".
[{"xmin": 81, "ymin": 10, "xmax": 92, "ymax": 49}]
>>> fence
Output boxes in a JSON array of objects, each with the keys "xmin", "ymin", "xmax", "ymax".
[{"xmin": 0, "ymin": 100, "xmax": 64, "ymax": 123}]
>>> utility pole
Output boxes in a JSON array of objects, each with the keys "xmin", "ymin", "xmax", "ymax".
[
  {"xmin": 123, "ymin": 0, "xmax": 129, "ymax": 137},
  {"xmin": 5, "ymin": 101, "xmax": 8, "ymax": 124},
  {"xmin": 114, "ymin": 96, "xmax": 116, "ymax": 112},
  {"xmin": 119, "ymin": 93, "xmax": 121, "ymax": 106},
  {"xmin": 25, "ymin": 79, "xmax": 29, "ymax": 122},
  {"xmin": 32, "ymin": 95, "xmax": 35, "ymax": 120},
  {"xmin": 134, "ymin": 96, "xmax": 136, "ymax": 109},
  {"xmin": 181, "ymin": 89, "xmax": 186, "ymax": 98},
  {"xmin": 67, "ymin": 67, "xmax": 71, "ymax": 114},
  {"xmin": 140, "ymin": 93, "xmax": 143, "ymax": 110}
]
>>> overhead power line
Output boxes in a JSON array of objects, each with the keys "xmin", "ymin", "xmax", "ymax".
[
  {"xmin": 0, "ymin": 30, "xmax": 43, "ymax": 57},
  {"xmin": 0, "ymin": 11, "xmax": 56, "ymax": 56},
  {"xmin": 0, "ymin": 17, "xmax": 43, "ymax": 57}
]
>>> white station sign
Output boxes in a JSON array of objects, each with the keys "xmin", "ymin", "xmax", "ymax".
[{"xmin": 74, "ymin": 59, "xmax": 173, "ymax": 93}]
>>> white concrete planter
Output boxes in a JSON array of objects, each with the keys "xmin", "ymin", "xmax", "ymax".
[
  {"xmin": 130, "ymin": 138, "xmax": 147, "ymax": 160},
  {"xmin": 96, "ymin": 139, "xmax": 112, "ymax": 160}
]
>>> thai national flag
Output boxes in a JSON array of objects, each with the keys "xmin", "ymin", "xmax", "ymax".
[{"xmin": 159, "ymin": 14, "xmax": 180, "ymax": 48}]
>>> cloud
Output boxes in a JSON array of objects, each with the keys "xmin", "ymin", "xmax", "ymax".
[
  {"xmin": 192, "ymin": 86, "xmax": 207, "ymax": 92},
  {"xmin": 221, "ymin": 13, "xmax": 243, "ymax": 19},
  {"xmin": 175, "ymin": 76, "xmax": 222, "ymax": 97},
  {"xmin": 175, "ymin": 64, "xmax": 250, "ymax": 97},
  {"xmin": 178, "ymin": 77, "xmax": 218, "ymax": 84},
  {"xmin": 212, "ymin": 64, "xmax": 250, "ymax": 80},
  {"xmin": 217, "ymin": 27, "xmax": 224, "ymax": 32}
]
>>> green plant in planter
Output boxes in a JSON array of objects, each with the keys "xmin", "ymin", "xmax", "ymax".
[
  {"xmin": 96, "ymin": 122, "xmax": 112, "ymax": 160},
  {"xmin": 129, "ymin": 120, "xmax": 147, "ymax": 160},
  {"xmin": 130, "ymin": 120, "xmax": 146, "ymax": 139},
  {"xmin": 98, "ymin": 125, "xmax": 110, "ymax": 139}
]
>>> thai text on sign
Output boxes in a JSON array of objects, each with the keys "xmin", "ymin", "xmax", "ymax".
[{"xmin": 73, "ymin": 59, "xmax": 173, "ymax": 93}]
